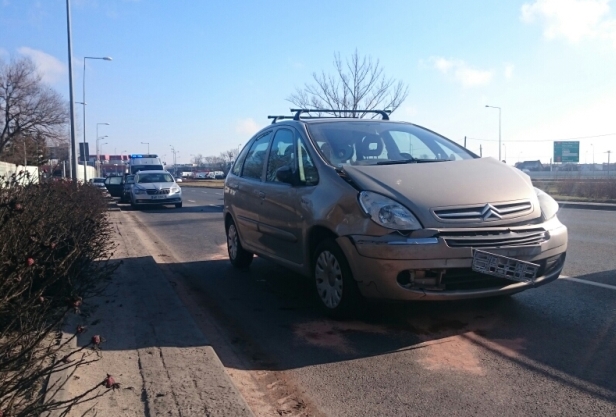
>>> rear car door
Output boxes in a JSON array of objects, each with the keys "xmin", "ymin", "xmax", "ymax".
[{"xmin": 225, "ymin": 131, "xmax": 273, "ymax": 251}]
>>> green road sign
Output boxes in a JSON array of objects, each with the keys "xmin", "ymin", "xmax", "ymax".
[{"xmin": 554, "ymin": 141, "xmax": 579, "ymax": 163}]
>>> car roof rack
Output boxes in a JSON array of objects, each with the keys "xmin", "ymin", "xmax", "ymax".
[
  {"xmin": 290, "ymin": 108, "xmax": 391, "ymax": 121},
  {"xmin": 267, "ymin": 115, "xmax": 295, "ymax": 124}
]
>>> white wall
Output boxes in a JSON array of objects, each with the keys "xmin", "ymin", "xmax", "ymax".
[
  {"xmin": 0, "ymin": 161, "xmax": 39, "ymax": 184},
  {"xmin": 76, "ymin": 164, "xmax": 98, "ymax": 182}
]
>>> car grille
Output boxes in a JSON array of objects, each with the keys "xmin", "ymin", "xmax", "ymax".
[
  {"xmin": 433, "ymin": 200, "xmax": 533, "ymax": 223},
  {"xmin": 439, "ymin": 227, "xmax": 547, "ymax": 248},
  {"xmin": 146, "ymin": 188, "xmax": 170, "ymax": 195}
]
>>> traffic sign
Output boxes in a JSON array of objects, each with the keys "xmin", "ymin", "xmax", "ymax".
[{"xmin": 554, "ymin": 141, "xmax": 579, "ymax": 163}]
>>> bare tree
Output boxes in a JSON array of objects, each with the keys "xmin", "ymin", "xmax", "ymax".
[
  {"xmin": 0, "ymin": 57, "xmax": 68, "ymax": 157},
  {"xmin": 219, "ymin": 149, "xmax": 238, "ymax": 164},
  {"xmin": 287, "ymin": 50, "xmax": 409, "ymax": 118},
  {"xmin": 191, "ymin": 153, "xmax": 203, "ymax": 166}
]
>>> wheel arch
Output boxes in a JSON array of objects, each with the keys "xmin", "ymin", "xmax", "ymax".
[{"xmin": 307, "ymin": 225, "xmax": 338, "ymax": 262}]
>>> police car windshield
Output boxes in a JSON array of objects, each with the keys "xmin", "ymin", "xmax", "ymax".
[{"xmin": 137, "ymin": 173, "xmax": 174, "ymax": 183}]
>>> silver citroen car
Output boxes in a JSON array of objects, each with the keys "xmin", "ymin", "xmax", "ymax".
[
  {"xmin": 223, "ymin": 110, "xmax": 567, "ymax": 317},
  {"xmin": 130, "ymin": 170, "xmax": 182, "ymax": 209}
]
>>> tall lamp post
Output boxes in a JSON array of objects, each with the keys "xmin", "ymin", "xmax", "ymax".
[
  {"xmin": 96, "ymin": 135, "xmax": 108, "ymax": 176},
  {"xmin": 170, "ymin": 145, "xmax": 178, "ymax": 175},
  {"xmin": 82, "ymin": 56, "xmax": 112, "ymax": 182},
  {"xmin": 96, "ymin": 122, "xmax": 109, "ymax": 176},
  {"xmin": 485, "ymin": 105, "xmax": 502, "ymax": 161},
  {"xmin": 591, "ymin": 143, "xmax": 595, "ymax": 171},
  {"xmin": 141, "ymin": 142, "xmax": 150, "ymax": 154}
]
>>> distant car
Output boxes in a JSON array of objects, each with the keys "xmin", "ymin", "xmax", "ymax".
[
  {"xmin": 224, "ymin": 109, "xmax": 568, "ymax": 317},
  {"xmin": 89, "ymin": 177, "xmax": 107, "ymax": 191},
  {"xmin": 174, "ymin": 176, "xmax": 183, "ymax": 183},
  {"xmin": 130, "ymin": 170, "xmax": 182, "ymax": 209},
  {"xmin": 120, "ymin": 174, "xmax": 135, "ymax": 203}
]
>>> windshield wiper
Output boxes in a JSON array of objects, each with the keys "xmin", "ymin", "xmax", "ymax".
[{"xmin": 376, "ymin": 158, "xmax": 450, "ymax": 165}]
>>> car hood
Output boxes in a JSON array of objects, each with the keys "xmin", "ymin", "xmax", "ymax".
[
  {"xmin": 133, "ymin": 182, "xmax": 176, "ymax": 190},
  {"xmin": 341, "ymin": 157, "xmax": 541, "ymax": 228}
]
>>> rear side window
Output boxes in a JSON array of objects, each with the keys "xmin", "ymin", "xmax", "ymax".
[
  {"xmin": 231, "ymin": 143, "xmax": 250, "ymax": 176},
  {"xmin": 241, "ymin": 132, "xmax": 272, "ymax": 180}
]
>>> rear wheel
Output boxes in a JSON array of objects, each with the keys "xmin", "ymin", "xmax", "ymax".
[
  {"xmin": 313, "ymin": 239, "xmax": 362, "ymax": 318},
  {"xmin": 226, "ymin": 219, "xmax": 253, "ymax": 268}
]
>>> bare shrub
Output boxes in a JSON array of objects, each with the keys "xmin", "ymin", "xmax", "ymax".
[{"xmin": 0, "ymin": 172, "xmax": 118, "ymax": 416}]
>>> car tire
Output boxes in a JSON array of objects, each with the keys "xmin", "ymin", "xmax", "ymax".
[
  {"xmin": 313, "ymin": 239, "xmax": 363, "ymax": 319},
  {"xmin": 226, "ymin": 219, "xmax": 253, "ymax": 268},
  {"xmin": 175, "ymin": 202, "xmax": 182, "ymax": 208},
  {"xmin": 130, "ymin": 201, "xmax": 139, "ymax": 210}
]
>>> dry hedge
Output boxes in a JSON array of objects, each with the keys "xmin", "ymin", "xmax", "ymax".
[{"xmin": 1, "ymin": 173, "xmax": 118, "ymax": 416}]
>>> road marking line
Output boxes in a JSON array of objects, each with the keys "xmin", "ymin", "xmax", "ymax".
[
  {"xmin": 188, "ymin": 200, "xmax": 196, "ymax": 203},
  {"xmin": 559, "ymin": 276, "xmax": 616, "ymax": 291},
  {"xmin": 202, "ymin": 191, "xmax": 208, "ymax": 193}
]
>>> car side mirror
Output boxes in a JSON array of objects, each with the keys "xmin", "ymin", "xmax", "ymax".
[{"xmin": 275, "ymin": 166, "xmax": 296, "ymax": 185}]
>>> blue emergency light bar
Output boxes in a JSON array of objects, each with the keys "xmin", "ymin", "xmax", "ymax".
[{"xmin": 130, "ymin": 154, "xmax": 159, "ymax": 159}]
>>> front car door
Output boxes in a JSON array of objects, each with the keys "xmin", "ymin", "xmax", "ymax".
[
  {"xmin": 104, "ymin": 176, "xmax": 124, "ymax": 197},
  {"xmin": 258, "ymin": 128, "xmax": 320, "ymax": 267}
]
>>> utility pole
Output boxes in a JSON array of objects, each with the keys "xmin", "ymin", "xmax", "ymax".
[
  {"xmin": 464, "ymin": 136, "xmax": 467, "ymax": 148},
  {"xmin": 480, "ymin": 144, "xmax": 482, "ymax": 157},
  {"xmin": 65, "ymin": 0, "xmax": 77, "ymax": 182},
  {"xmin": 607, "ymin": 150, "xmax": 612, "ymax": 177}
]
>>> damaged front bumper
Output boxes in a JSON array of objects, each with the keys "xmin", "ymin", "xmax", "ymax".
[{"xmin": 335, "ymin": 217, "xmax": 568, "ymax": 301}]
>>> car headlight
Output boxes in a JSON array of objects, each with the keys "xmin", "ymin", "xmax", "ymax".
[
  {"xmin": 358, "ymin": 191, "xmax": 422, "ymax": 230},
  {"xmin": 535, "ymin": 187, "xmax": 559, "ymax": 220},
  {"xmin": 170, "ymin": 186, "xmax": 181, "ymax": 194},
  {"xmin": 133, "ymin": 187, "xmax": 145, "ymax": 195}
]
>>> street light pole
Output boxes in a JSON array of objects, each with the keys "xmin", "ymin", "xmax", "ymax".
[
  {"xmin": 141, "ymin": 142, "xmax": 150, "ymax": 154},
  {"xmin": 170, "ymin": 145, "xmax": 178, "ymax": 173},
  {"xmin": 96, "ymin": 122, "xmax": 109, "ymax": 176},
  {"xmin": 591, "ymin": 143, "xmax": 595, "ymax": 171},
  {"xmin": 485, "ymin": 105, "xmax": 502, "ymax": 161},
  {"xmin": 82, "ymin": 56, "xmax": 112, "ymax": 182}
]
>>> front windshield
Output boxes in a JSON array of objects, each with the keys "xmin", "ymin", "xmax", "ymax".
[
  {"xmin": 307, "ymin": 121, "xmax": 475, "ymax": 166},
  {"xmin": 136, "ymin": 173, "xmax": 174, "ymax": 183}
]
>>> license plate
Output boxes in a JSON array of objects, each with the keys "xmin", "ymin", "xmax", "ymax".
[
  {"xmin": 472, "ymin": 250, "xmax": 539, "ymax": 283},
  {"xmin": 151, "ymin": 195, "xmax": 166, "ymax": 199}
]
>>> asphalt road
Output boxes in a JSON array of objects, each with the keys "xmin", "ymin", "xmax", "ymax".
[{"xmin": 122, "ymin": 187, "xmax": 616, "ymax": 416}]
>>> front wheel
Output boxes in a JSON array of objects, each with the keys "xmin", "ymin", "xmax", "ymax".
[
  {"xmin": 175, "ymin": 202, "xmax": 182, "ymax": 208},
  {"xmin": 226, "ymin": 219, "xmax": 253, "ymax": 268},
  {"xmin": 313, "ymin": 239, "xmax": 362, "ymax": 318}
]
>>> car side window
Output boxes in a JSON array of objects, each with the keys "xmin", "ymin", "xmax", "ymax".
[
  {"xmin": 266, "ymin": 129, "xmax": 295, "ymax": 182},
  {"xmin": 241, "ymin": 131, "xmax": 272, "ymax": 180},
  {"xmin": 297, "ymin": 137, "xmax": 319, "ymax": 186}
]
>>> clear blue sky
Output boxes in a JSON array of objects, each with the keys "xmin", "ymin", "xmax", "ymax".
[{"xmin": 2, "ymin": 0, "xmax": 615, "ymax": 165}]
